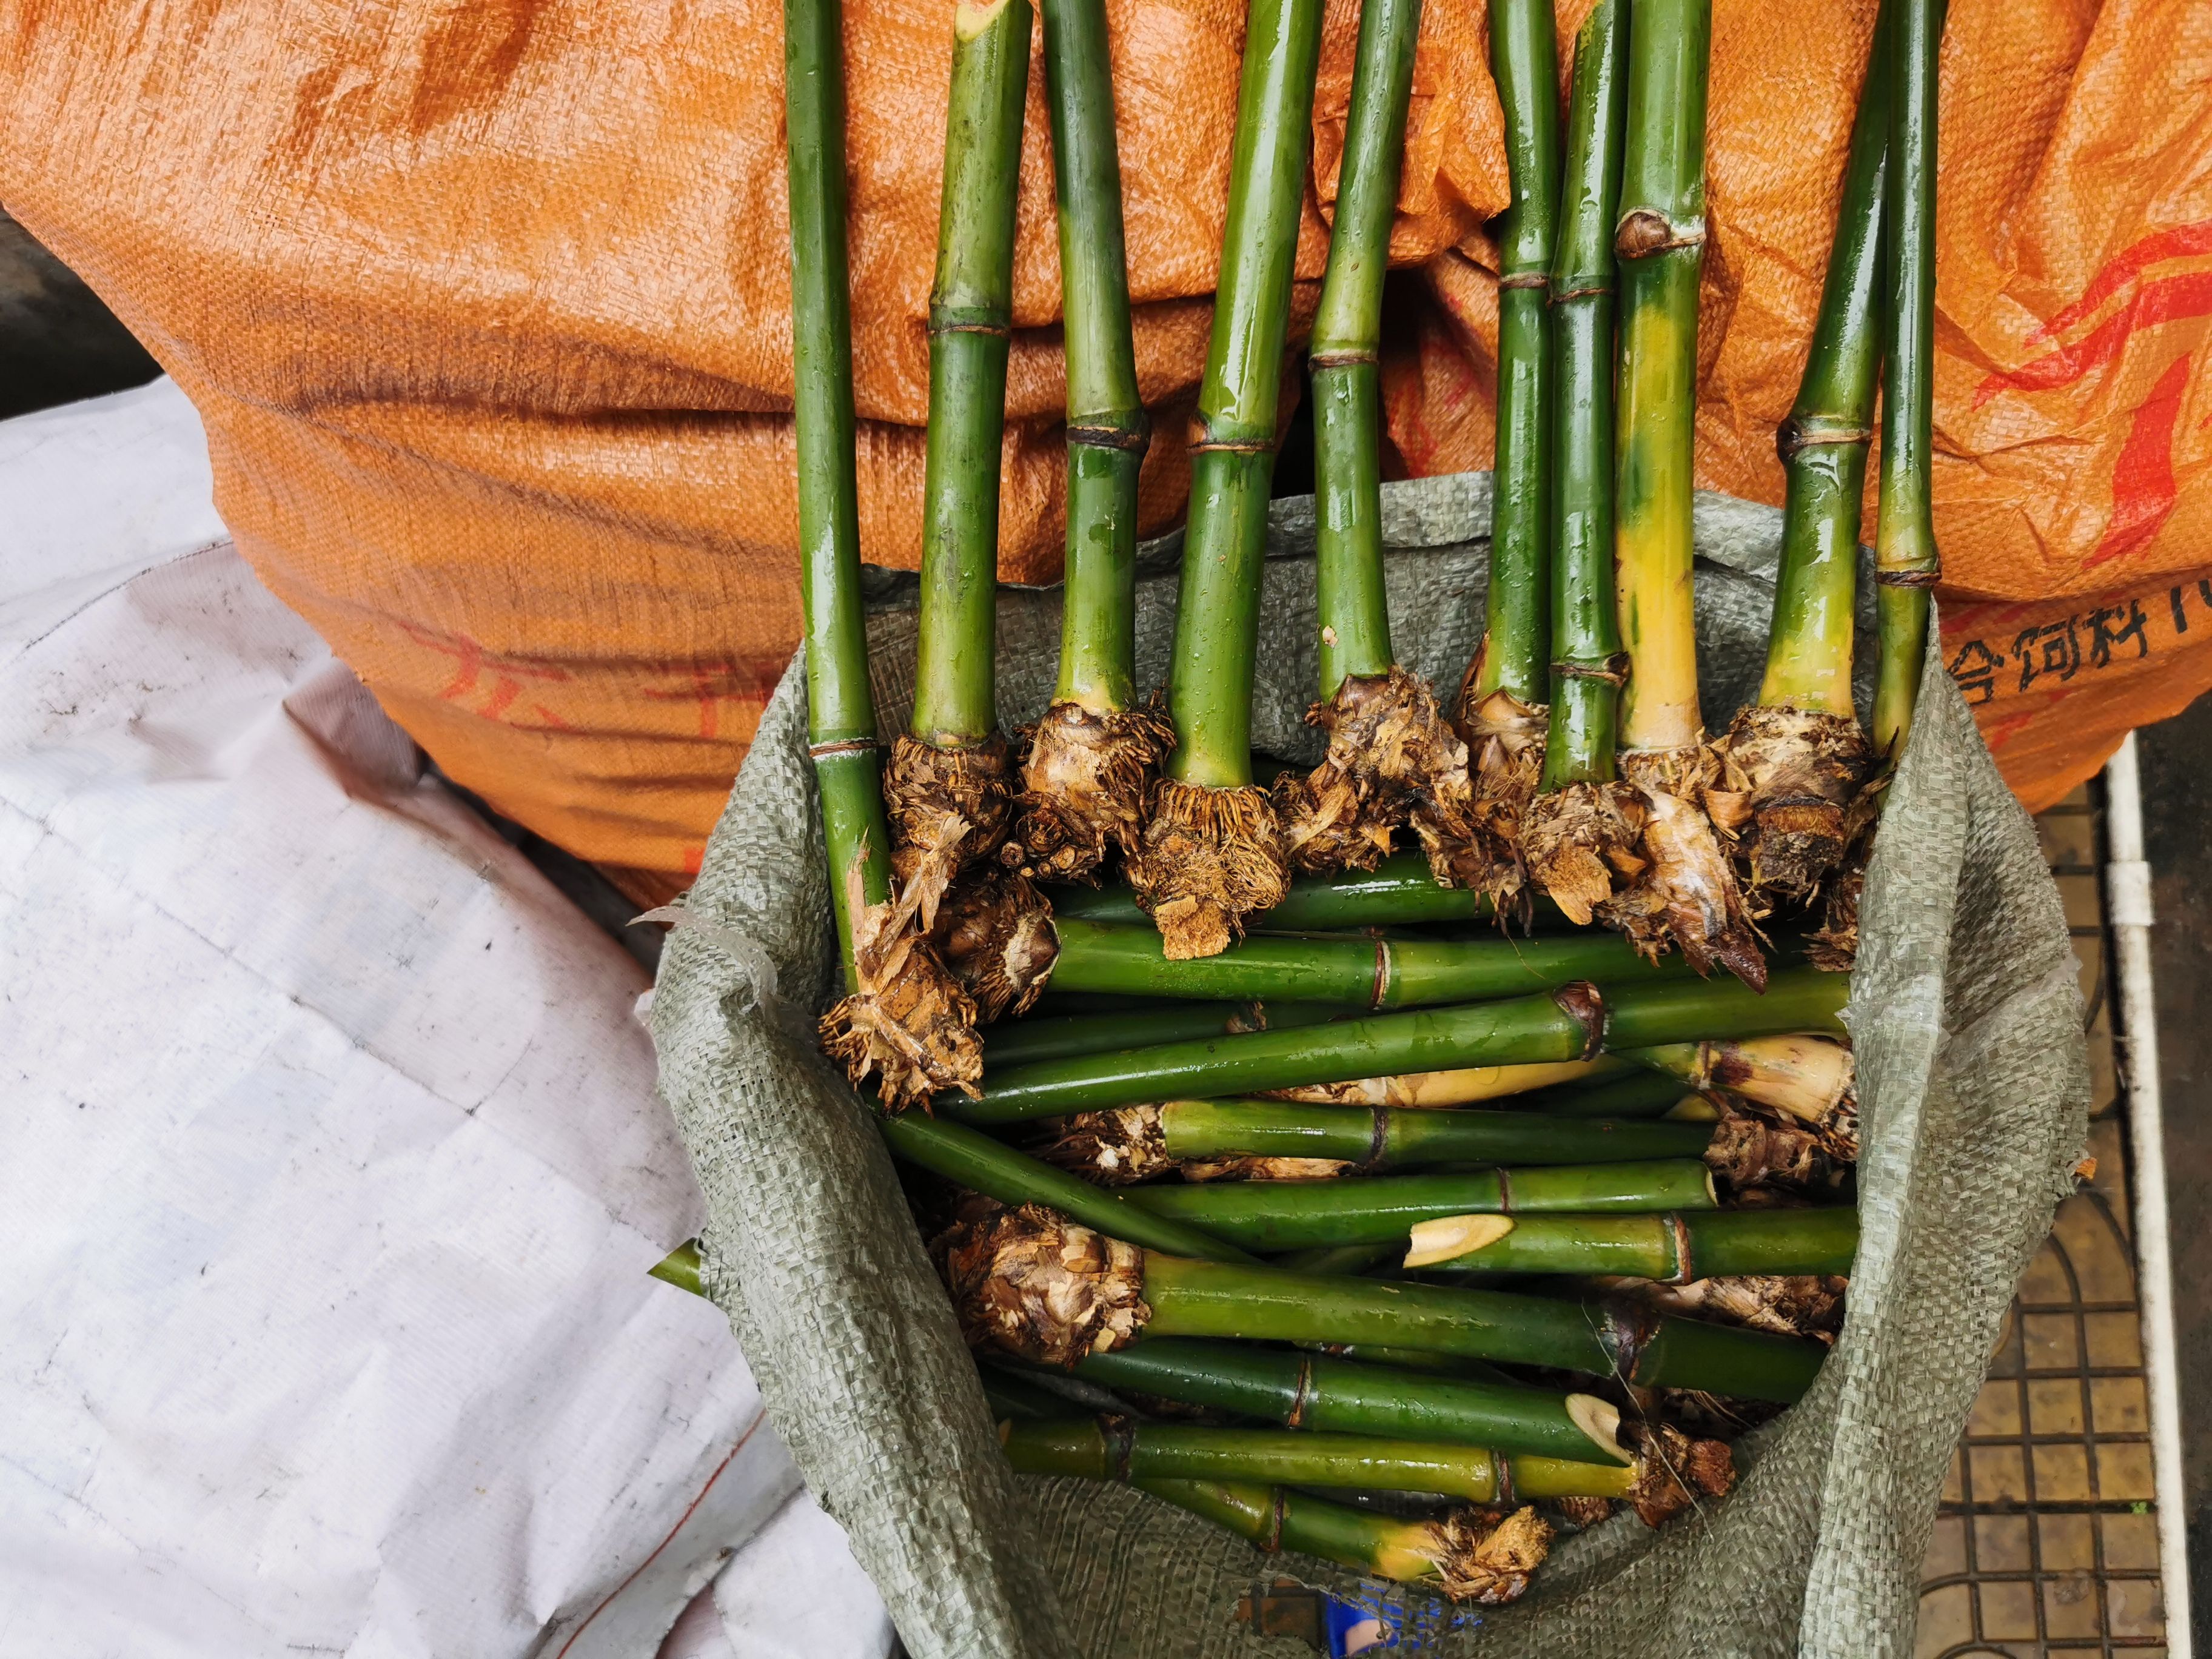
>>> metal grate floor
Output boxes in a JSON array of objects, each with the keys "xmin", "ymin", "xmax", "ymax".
[{"xmin": 1914, "ymin": 785, "xmax": 2170, "ymax": 1657}]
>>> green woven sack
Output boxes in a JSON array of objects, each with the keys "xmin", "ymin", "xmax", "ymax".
[{"xmin": 651, "ymin": 474, "xmax": 2088, "ymax": 1659}]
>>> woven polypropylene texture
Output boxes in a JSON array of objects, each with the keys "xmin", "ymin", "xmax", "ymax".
[{"xmin": 651, "ymin": 472, "xmax": 2090, "ymax": 1659}]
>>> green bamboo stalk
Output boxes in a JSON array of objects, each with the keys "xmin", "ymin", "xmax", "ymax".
[
  {"xmin": 875, "ymin": 1112, "xmax": 1259, "ymax": 1264},
  {"xmin": 1137, "ymin": 1252, "xmax": 1826, "ymax": 1401},
  {"xmin": 911, "ymin": 0, "xmax": 1033, "ymax": 746},
  {"xmin": 1872, "ymin": 0, "xmax": 1940, "ymax": 760},
  {"xmin": 1053, "ymin": 853, "xmax": 1544, "ymax": 929},
  {"xmin": 1130, "ymin": 1478, "xmax": 1513, "ymax": 1593},
  {"xmin": 983, "ymin": 999, "xmax": 1349, "ymax": 1070},
  {"xmin": 1759, "ymin": 4, "xmax": 1891, "ymax": 716},
  {"xmin": 1153, "ymin": 1096, "xmax": 1713, "ymax": 1168},
  {"xmin": 1404, "ymin": 1204, "xmax": 1860, "ymax": 1279},
  {"xmin": 1540, "ymin": 0, "xmax": 1629, "ymax": 787},
  {"xmin": 1309, "ymin": 0, "xmax": 1422, "ymax": 696},
  {"xmin": 1470, "ymin": 0, "xmax": 1560, "ymax": 706},
  {"xmin": 1042, "ymin": 0, "xmax": 1146, "ymax": 713},
  {"xmin": 1041, "ymin": 915, "xmax": 1689, "ymax": 1006},
  {"xmin": 1001, "ymin": 1418, "xmax": 1634, "ymax": 1504},
  {"xmin": 1125, "ymin": 1160, "xmax": 1717, "ymax": 1250},
  {"xmin": 1612, "ymin": 0, "xmax": 1711, "ymax": 755},
  {"xmin": 1521, "ymin": 1065, "xmax": 1697, "ymax": 1119},
  {"xmin": 1271, "ymin": 1241, "xmax": 1402, "ymax": 1274},
  {"xmin": 1166, "ymin": 0, "xmax": 1326, "ymax": 783},
  {"xmin": 786, "ymin": 0, "xmax": 893, "ymax": 985},
  {"xmin": 1073, "ymin": 1338, "xmax": 1624, "ymax": 1460},
  {"xmin": 944, "ymin": 965, "xmax": 1851, "ymax": 1122}
]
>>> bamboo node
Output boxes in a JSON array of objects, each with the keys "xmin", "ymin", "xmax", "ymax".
[
  {"xmin": 1552, "ymin": 653, "xmax": 1630, "ymax": 685},
  {"xmin": 1774, "ymin": 417, "xmax": 1875, "ymax": 463},
  {"xmin": 1064, "ymin": 422, "xmax": 1151, "ymax": 455},
  {"xmin": 1873, "ymin": 567, "xmax": 1940, "ymax": 587},
  {"xmin": 1308, "ymin": 347, "xmax": 1379, "ymax": 367},
  {"xmin": 808, "ymin": 737, "xmax": 880, "ymax": 759},
  {"xmin": 1188, "ymin": 437, "xmax": 1276, "ymax": 455},
  {"xmin": 1496, "ymin": 272, "xmax": 1550, "ymax": 290},
  {"xmin": 1551, "ymin": 980, "xmax": 1607, "ymax": 1061},
  {"xmin": 1613, "ymin": 208, "xmax": 1706, "ymax": 258}
]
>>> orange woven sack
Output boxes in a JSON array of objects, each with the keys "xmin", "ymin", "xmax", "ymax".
[{"xmin": 0, "ymin": 0, "xmax": 2203, "ymax": 895}]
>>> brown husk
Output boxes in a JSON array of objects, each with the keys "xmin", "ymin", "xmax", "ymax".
[
  {"xmin": 1013, "ymin": 699, "xmax": 1175, "ymax": 883},
  {"xmin": 1446, "ymin": 685, "xmax": 1549, "ymax": 907},
  {"xmin": 1718, "ymin": 705, "xmax": 1879, "ymax": 903},
  {"xmin": 1701, "ymin": 1105, "xmax": 1844, "ymax": 1195},
  {"xmin": 930, "ymin": 867, "xmax": 1058, "ymax": 1024},
  {"xmin": 1613, "ymin": 1273, "xmax": 1851, "ymax": 1344},
  {"xmin": 1544, "ymin": 1496, "xmax": 1617, "ymax": 1529},
  {"xmin": 1623, "ymin": 1421, "xmax": 1737, "ymax": 1528},
  {"xmin": 1599, "ymin": 745, "xmax": 1768, "ymax": 990},
  {"xmin": 1031, "ymin": 1105, "xmax": 1174, "ymax": 1185},
  {"xmin": 935, "ymin": 1203, "xmax": 1150, "ymax": 1366},
  {"xmin": 1521, "ymin": 780, "xmax": 1650, "ymax": 924},
  {"xmin": 818, "ymin": 845, "xmax": 982, "ymax": 1110},
  {"xmin": 885, "ymin": 731, "xmax": 1016, "ymax": 899},
  {"xmin": 1806, "ymin": 774, "xmax": 1883, "ymax": 970},
  {"xmin": 1428, "ymin": 1505, "xmax": 1553, "ymax": 1604},
  {"xmin": 1125, "ymin": 779, "xmax": 1291, "ymax": 960},
  {"xmin": 1273, "ymin": 667, "xmax": 1472, "ymax": 876}
]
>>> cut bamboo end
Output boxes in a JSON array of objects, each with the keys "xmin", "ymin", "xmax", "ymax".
[
  {"xmin": 1711, "ymin": 1035, "xmax": 1854, "ymax": 1124},
  {"xmin": 954, "ymin": 0, "xmax": 1014, "ymax": 39},
  {"xmin": 1404, "ymin": 1213, "xmax": 1517, "ymax": 1268},
  {"xmin": 1565, "ymin": 1393, "xmax": 1632, "ymax": 1464}
]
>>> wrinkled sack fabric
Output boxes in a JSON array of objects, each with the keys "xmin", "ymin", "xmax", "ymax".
[
  {"xmin": 4, "ymin": 0, "xmax": 2207, "ymax": 885},
  {"xmin": 650, "ymin": 472, "xmax": 2092, "ymax": 1659}
]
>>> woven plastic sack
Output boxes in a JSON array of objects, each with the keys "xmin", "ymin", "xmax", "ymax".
[
  {"xmin": 4, "ymin": 0, "xmax": 2202, "ymax": 890},
  {"xmin": 650, "ymin": 472, "xmax": 2091, "ymax": 1659}
]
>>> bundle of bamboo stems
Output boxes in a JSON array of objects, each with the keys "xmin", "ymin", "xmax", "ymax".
[{"xmin": 736, "ymin": 0, "xmax": 1941, "ymax": 1604}]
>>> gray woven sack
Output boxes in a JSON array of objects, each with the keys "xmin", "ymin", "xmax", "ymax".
[{"xmin": 650, "ymin": 474, "xmax": 2090, "ymax": 1659}]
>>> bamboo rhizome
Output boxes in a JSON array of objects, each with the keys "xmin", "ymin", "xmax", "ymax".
[
  {"xmin": 1872, "ymin": 0, "xmax": 1941, "ymax": 766},
  {"xmin": 1135, "ymin": 1477, "xmax": 1555, "ymax": 1603},
  {"xmin": 1403, "ymin": 1204, "xmax": 1860, "ymax": 1282},
  {"xmin": 1520, "ymin": 0, "xmax": 1649, "ymax": 927},
  {"xmin": 883, "ymin": 0, "xmax": 1062, "ymax": 1031},
  {"xmin": 1633, "ymin": 1033, "xmax": 1858, "ymax": 1159},
  {"xmin": 1604, "ymin": 0, "xmax": 1764, "ymax": 990},
  {"xmin": 1034, "ymin": 1096, "xmax": 1714, "ymax": 1185},
  {"xmin": 1718, "ymin": 2, "xmax": 1891, "ymax": 908},
  {"xmin": 1071, "ymin": 1336, "xmax": 1631, "ymax": 1461},
  {"xmin": 945, "ymin": 964, "xmax": 1851, "ymax": 1123},
  {"xmin": 1448, "ymin": 0, "xmax": 1561, "ymax": 913},
  {"xmin": 799, "ymin": 0, "xmax": 985, "ymax": 1107},
  {"xmin": 1124, "ymin": 0, "xmax": 1322, "ymax": 960},
  {"xmin": 1273, "ymin": 0, "xmax": 1476, "ymax": 885},
  {"xmin": 941, "ymin": 1204, "xmax": 1831, "ymax": 1401},
  {"xmin": 1014, "ymin": 0, "xmax": 1176, "ymax": 884},
  {"xmin": 1122, "ymin": 1159, "xmax": 1720, "ymax": 1250},
  {"xmin": 1002, "ymin": 1412, "xmax": 1735, "ymax": 1531}
]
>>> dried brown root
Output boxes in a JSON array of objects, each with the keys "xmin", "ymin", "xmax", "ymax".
[
  {"xmin": 1521, "ymin": 780, "xmax": 1650, "ymax": 924},
  {"xmin": 1181, "ymin": 1155, "xmax": 1352, "ymax": 1182},
  {"xmin": 1718, "ymin": 706, "xmax": 1879, "ymax": 904},
  {"xmin": 885, "ymin": 731, "xmax": 1016, "ymax": 901},
  {"xmin": 934, "ymin": 1202, "xmax": 1150, "ymax": 1366},
  {"xmin": 1701, "ymin": 1105, "xmax": 1844, "ymax": 1196},
  {"xmin": 1610, "ymin": 1273, "xmax": 1849, "ymax": 1344},
  {"xmin": 1421, "ymin": 1506, "xmax": 1553, "ymax": 1604},
  {"xmin": 1544, "ymin": 1496, "xmax": 1617, "ymax": 1529},
  {"xmin": 1806, "ymin": 774, "xmax": 1882, "ymax": 970},
  {"xmin": 929, "ymin": 867, "xmax": 1058, "ymax": 1024},
  {"xmin": 818, "ymin": 850, "xmax": 982, "ymax": 1110},
  {"xmin": 1031, "ymin": 1105, "xmax": 1174, "ymax": 1185},
  {"xmin": 1273, "ymin": 668, "xmax": 1471, "ymax": 876},
  {"xmin": 1450, "ymin": 686, "xmax": 1548, "ymax": 902},
  {"xmin": 1598, "ymin": 746, "xmax": 1767, "ymax": 991},
  {"xmin": 1407, "ymin": 772, "xmax": 1522, "ymax": 904},
  {"xmin": 1125, "ymin": 779, "xmax": 1291, "ymax": 960},
  {"xmin": 1623, "ymin": 1421, "xmax": 1737, "ymax": 1528},
  {"xmin": 1013, "ymin": 699, "xmax": 1175, "ymax": 883}
]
